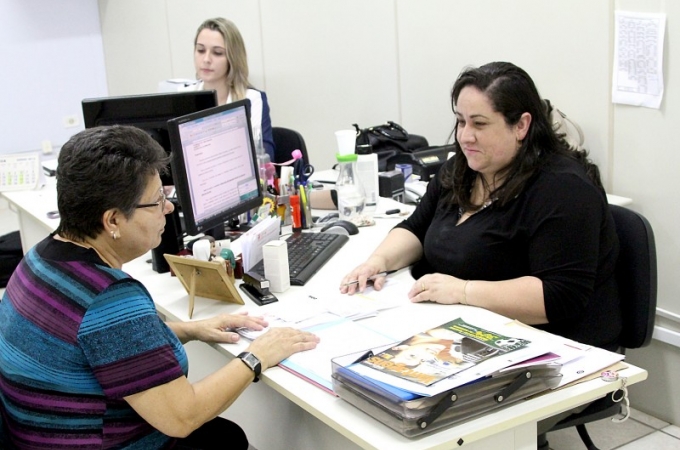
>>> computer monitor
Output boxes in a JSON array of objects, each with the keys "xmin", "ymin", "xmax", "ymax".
[
  {"xmin": 81, "ymin": 90, "xmax": 217, "ymax": 186},
  {"xmin": 168, "ymin": 99, "xmax": 263, "ymax": 237}
]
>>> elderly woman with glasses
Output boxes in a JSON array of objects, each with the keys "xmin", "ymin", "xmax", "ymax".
[{"xmin": 0, "ymin": 125, "xmax": 318, "ymax": 450}]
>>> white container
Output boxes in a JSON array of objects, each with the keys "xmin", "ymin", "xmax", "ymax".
[
  {"xmin": 263, "ymin": 240, "xmax": 290, "ymax": 293},
  {"xmin": 355, "ymin": 145, "xmax": 379, "ymax": 216},
  {"xmin": 334, "ymin": 129, "xmax": 356, "ymax": 156}
]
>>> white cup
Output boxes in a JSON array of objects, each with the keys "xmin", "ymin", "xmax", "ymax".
[{"xmin": 335, "ymin": 130, "xmax": 356, "ymax": 156}]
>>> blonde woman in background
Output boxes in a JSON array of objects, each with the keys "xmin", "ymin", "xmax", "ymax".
[{"xmin": 182, "ymin": 17, "xmax": 275, "ymax": 161}]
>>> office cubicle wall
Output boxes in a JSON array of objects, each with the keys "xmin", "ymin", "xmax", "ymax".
[
  {"xmin": 97, "ymin": 0, "xmax": 680, "ymax": 425},
  {"xmin": 98, "ymin": 0, "xmax": 611, "ymax": 181}
]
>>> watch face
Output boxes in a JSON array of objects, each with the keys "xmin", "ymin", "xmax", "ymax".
[
  {"xmin": 242, "ymin": 353, "xmax": 259, "ymax": 368},
  {"xmin": 238, "ymin": 352, "xmax": 261, "ymax": 380}
]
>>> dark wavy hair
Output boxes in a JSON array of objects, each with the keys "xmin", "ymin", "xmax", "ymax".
[
  {"xmin": 442, "ymin": 62, "xmax": 602, "ymax": 211},
  {"xmin": 55, "ymin": 125, "xmax": 170, "ymax": 241}
]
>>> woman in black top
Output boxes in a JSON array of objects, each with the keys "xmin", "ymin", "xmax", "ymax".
[{"xmin": 341, "ymin": 62, "xmax": 620, "ymax": 349}]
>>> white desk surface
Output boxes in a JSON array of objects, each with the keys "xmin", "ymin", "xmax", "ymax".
[{"xmin": 2, "ymin": 183, "xmax": 647, "ymax": 450}]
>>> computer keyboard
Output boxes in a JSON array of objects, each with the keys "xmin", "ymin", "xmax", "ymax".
[{"xmin": 250, "ymin": 232, "xmax": 349, "ymax": 286}]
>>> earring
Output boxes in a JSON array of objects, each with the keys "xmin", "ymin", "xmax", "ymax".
[{"xmin": 111, "ymin": 231, "xmax": 118, "ymax": 241}]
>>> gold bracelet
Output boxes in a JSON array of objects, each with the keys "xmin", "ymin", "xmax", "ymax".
[{"xmin": 462, "ymin": 280, "xmax": 470, "ymax": 305}]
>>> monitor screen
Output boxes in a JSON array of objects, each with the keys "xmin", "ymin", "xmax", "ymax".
[
  {"xmin": 81, "ymin": 90, "xmax": 217, "ymax": 186},
  {"xmin": 168, "ymin": 99, "xmax": 263, "ymax": 236}
]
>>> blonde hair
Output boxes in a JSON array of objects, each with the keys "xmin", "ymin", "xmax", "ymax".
[{"xmin": 194, "ymin": 18, "xmax": 250, "ymax": 101}]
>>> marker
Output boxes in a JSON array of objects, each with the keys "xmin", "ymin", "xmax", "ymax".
[
  {"xmin": 384, "ymin": 209, "xmax": 401, "ymax": 215},
  {"xmin": 342, "ymin": 270, "xmax": 398, "ymax": 287}
]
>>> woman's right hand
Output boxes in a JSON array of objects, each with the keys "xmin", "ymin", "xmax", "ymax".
[
  {"xmin": 339, "ymin": 257, "xmax": 388, "ymax": 295},
  {"xmin": 246, "ymin": 327, "xmax": 319, "ymax": 371}
]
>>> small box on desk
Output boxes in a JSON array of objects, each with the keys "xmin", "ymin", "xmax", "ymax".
[
  {"xmin": 386, "ymin": 145, "xmax": 455, "ymax": 182},
  {"xmin": 263, "ymin": 240, "xmax": 290, "ymax": 293},
  {"xmin": 378, "ymin": 169, "xmax": 405, "ymax": 203}
]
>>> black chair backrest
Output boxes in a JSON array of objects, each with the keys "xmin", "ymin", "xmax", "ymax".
[
  {"xmin": 272, "ymin": 127, "xmax": 310, "ymax": 175},
  {"xmin": 610, "ymin": 204, "xmax": 657, "ymax": 349}
]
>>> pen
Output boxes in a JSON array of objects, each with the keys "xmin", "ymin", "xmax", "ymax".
[{"xmin": 342, "ymin": 270, "xmax": 398, "ymax": 286}]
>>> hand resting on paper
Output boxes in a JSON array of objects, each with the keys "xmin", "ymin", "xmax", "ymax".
[
  {"xmin": 246, "ymin": 327, "xmax": 320, "ymax": 372},
  {"xmin": 168, "ymin": 311, "xmax": 269, "ymax": 344}
]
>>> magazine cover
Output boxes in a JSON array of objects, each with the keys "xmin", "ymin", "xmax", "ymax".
[{"xmin": 360, "ymin": 317, "xmax": 530, "ymax": 386}]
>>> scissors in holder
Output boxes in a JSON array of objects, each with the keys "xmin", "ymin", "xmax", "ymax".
[
  {"xmin": 298, "ymin": 164, "xmax": 314, "ymax": 183},
  {"xmin": 294, "ymin": 159, "xmax": 314, "ymax": 183}
]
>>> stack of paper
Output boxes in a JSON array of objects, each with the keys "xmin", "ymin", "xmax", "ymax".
[{"xmin": 238, "ymin": 216, "xmax": 280, "ymax": 271}]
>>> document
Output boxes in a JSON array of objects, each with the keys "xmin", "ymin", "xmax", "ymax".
[
  {"xmin": 499, "ymin": 321, "xmax": 624, "ymax": 388},
  {"xmin": 238, "ymin": 216, "xmax": 280, "ymax": 271},
  {"xmin": 279, "ymin": 319, "xmax": 397, "ymax": 394},
  {"xmin": 613, "ymin": 11, "xmax": 666, "ymax": 108},
  {"xmin": 235, "ymin": 296, "xmax": 340, "ymax": 340}
]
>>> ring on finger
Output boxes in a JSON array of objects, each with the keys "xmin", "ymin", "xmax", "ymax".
[{"xmin": 421, "ymin": 282, "xmax": 426, "ymax": 292}]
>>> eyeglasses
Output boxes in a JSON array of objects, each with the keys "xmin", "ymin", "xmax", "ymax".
[{"xmin": 136, "ymin": 189, "xmax": 167, "ymax": 210}]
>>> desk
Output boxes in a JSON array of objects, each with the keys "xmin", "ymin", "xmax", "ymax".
[
  {"xmin": 2, "ymin": 178, "xmax": 59, "ymax": 253},
  {"xmin": 1, "ymin": 184, "xmax": 647, "ymax": 450}
]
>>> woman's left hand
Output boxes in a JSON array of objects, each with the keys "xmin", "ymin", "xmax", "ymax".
[
  {"xmin": 408, "ymin": 273, "xmax": 466, "ymax": 305},
  {"xmin": 189, "ymin": 312, "xmax": 268, "ymax": 344}
]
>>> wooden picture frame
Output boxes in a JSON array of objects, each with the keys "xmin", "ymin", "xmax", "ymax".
[{"xmin": 164, "ymin": 254, "xmax": 243, "ymax": 318}]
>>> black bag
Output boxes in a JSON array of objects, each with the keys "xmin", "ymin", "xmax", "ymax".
[
  {"xmin": 0, "ymin": 231, "xmax": 22, "ymax": 288},
  {"xmin": 353, "ymin": 122, "xmax": 429, "ymax": 171}
]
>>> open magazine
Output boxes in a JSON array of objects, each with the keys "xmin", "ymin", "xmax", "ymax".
[{"xmin": 360, "ymin": 318, "xmax": 530, "ymax": 386}]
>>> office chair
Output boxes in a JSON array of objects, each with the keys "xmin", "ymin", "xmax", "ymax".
[
  {"xmin": 540, "ymin": 204, "xmax": 657, "ymax": 450},
  {"xmin": 272, "ymin": 127, "xmax": 310, "ymax": 176}
]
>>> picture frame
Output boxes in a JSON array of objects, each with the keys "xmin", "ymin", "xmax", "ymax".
[{"xmin": 164, "ymin": 254, "xmax": 243, "ymax": 318}]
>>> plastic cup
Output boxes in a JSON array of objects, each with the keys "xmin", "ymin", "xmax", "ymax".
[{"xmin": 335, "ymin": 130, "xmax": 356, "ymax": 156}]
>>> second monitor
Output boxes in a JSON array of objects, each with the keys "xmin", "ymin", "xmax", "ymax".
[{"xmin": 168, "ymin": 99, "xmax": 263, "ymax": 239}]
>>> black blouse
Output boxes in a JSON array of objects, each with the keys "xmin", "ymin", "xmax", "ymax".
[{"xmin": 396, "ymin": 154, "xmax": 621, "ymax": 349}]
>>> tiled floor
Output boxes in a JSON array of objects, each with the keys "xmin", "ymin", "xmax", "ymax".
[
  {"xmin": 545, "ymin": 407, "xmax": 680, "ymax": 449},
  {"xmin": 1, "ymin": 205, "xmax": 679, "ymax": 450}
]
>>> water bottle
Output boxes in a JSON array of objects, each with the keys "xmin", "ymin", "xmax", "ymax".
[
  {"xmin": 355, "ymin": 144, "xmax": 379, "ymax": 217},
  {"xmin": 335, "ymin": 153, "xmax": 366, "ymax": 220},
  {"xmin": 254, "ymin": 128, "xmax": 269, "ymax": 184}
]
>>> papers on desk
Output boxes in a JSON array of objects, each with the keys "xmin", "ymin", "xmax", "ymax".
[
  {"xmin": 498, "ymin": 321, "xmax": 625, "ymax": 388},
  {"xmin": 238, "ymin": 282, "xmax": 625, "ymax": 398},
  {"xmin": 236, "ymin": 280, "xmax": 408, "ymax": 340},
  {"xmin": 280, "ymin": 319, "xmax": 398, "ymax": 394}
]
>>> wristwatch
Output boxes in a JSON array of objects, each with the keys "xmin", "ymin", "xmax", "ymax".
[{"xmin": 237, "ymin": 352, "xmax": 262, "ymax": 382}]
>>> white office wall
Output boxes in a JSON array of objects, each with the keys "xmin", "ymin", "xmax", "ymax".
[
  {"xmin": 261, "ymin": 0, "xmax": 401, "ymax": 169},
  {"xmin": 611, "ymin": 0, "xmax": 680, "ymax": 424},
  {"xmin": 0, "ymin": 0, "xmax": 107, "ymax": 155},
  {"xmin": 397, "ymin": 0, "xmax": 612, "ymax": 178},
  {"xmin": 99, "ymin": 0, "xmax": 612, "ymax": 180}
]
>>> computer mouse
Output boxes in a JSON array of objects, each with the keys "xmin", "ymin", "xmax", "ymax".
[{"xmin": 320, "ymin": 219, "xmax": 359, "ymax": 236}]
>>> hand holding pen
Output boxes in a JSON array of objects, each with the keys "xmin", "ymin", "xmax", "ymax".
[{"xmin": 340, "ymin": 264, "xmax": 397, "ymax": 295}]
